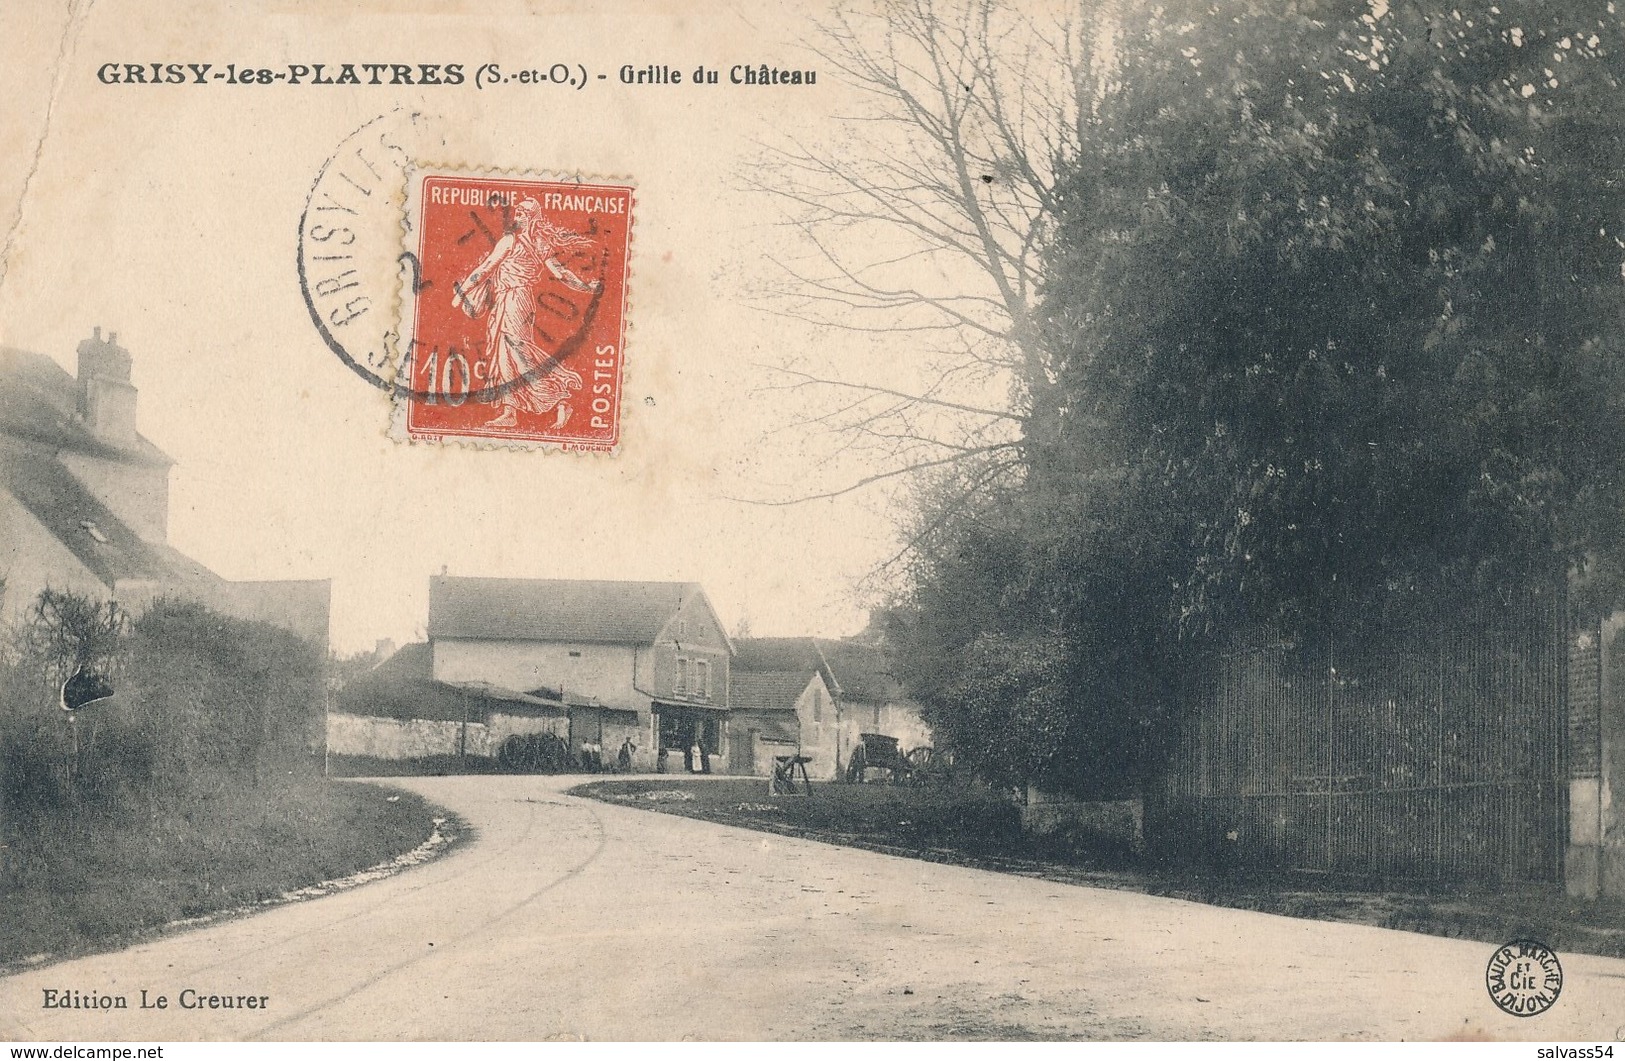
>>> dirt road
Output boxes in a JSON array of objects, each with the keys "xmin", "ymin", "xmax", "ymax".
[{"xmin": 2, "ymin": 775, "xmax": 1622, "ymax": 1041}]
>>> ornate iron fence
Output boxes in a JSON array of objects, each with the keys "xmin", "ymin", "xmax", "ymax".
[{"xmin": 1152, "ymin": 588, "xmax": 1570, "ymax": 882}]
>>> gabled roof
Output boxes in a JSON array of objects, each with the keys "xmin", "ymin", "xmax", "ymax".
[
  {"xmin": 730, "ymin": 671, "xmax": 817, "ymax": 714},
  {"xmin": 0, "ymin": 435, "xmax": 188, "ymax": 588},
  {"xmin": 733, "ymin": 636, "xmax": 822, "ymax": 672},
  {"xmin": 428, "ymin": 576, "xmax": 722, "ymax": 647},
  {"xmin": 733, "ymin": 635, "xmax": 908, "ymax": 703},
  {"xmin": 814, "ymin": 637, "xmax": 907, "ymax": 703},
  {"xmin": 734, "ymin": 636, "xmax": 838, "ymax": 695},
  {"xmin": 0, "ymin": 347, "xmax": 171, "ymax": 467}
]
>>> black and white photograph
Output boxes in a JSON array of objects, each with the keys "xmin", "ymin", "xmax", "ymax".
[{"xmin": 2, "ymin": 0, "xmax": 1625, "ymax": 1046}]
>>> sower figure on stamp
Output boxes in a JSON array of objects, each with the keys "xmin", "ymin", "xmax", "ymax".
[{"xmin": 453, "ymin": 197, "xmax": 602, "ymax": 429}]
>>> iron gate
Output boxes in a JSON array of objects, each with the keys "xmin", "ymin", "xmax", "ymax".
[{"xmin": 1154, "ymin": 589, "xmax": 1569, "ymax": 882}]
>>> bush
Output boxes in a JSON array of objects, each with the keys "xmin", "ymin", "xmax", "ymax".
[{"xmin": 0, "ymin": 592, "xmax": 327, "ymax": 825}]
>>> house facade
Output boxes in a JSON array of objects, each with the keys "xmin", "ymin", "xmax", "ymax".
[
  {"xmin": 816, "ymin": 636, "xmax": 933, "ymax": 768},
  {"xmin": 729, "ymin": 634, "xmax": 932, "ymax": 780},
  {"xmin": 426, "ymin": 575, "xmax": 733, "ymax": 771},
  {"xmin": 0, "ymin": 330, "xmax": 330, "ymax": 647},
  {"xmin": 729, "ymin": 639, "xmax": 841, "ymax": 779}
]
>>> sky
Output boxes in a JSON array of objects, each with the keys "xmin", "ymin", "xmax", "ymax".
[{"xmin": 0, "ymin": 0, "xmax": 945, "ymax": 653}]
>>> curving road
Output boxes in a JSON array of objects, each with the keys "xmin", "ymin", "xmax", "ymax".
[{"xmin": 2, "ymin": 775, "xmax": 1623, "ymax": 1041}]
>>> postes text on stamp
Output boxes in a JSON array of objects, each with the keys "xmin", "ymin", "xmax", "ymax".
[
  {"xmin": 397, "ymin": 171, "xmax": 634, "ymax": 451},
  {"xmin": 1486, "ymin": 939, "xmax": 1563, "ymax": 1017}
]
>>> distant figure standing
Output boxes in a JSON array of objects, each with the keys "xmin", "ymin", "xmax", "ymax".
[{"xmin": 617, "ymin": 738, "xmax": 636, "ymax": 773}]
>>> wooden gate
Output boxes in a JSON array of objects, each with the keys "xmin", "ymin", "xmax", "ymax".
[{"xmin": 1152, "ymin": 589, "xmax": 1569, "ymax": 882}]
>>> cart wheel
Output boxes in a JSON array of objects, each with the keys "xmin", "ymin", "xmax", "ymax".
[
  {"xmin": 845, "ymin": 745, "xmax": 867, "ymax": 784},
  {"xmin": 905, "ymin": 747, "xmax": 937, "ymax": 786},
  {"xmin": 498, "ymin": 735, "xmax": 527, "ymax": 771}
]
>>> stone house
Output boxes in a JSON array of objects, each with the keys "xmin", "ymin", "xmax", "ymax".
[
  {"xmin": 328, "ymin": 641, "xmax": 578, "ymax": 762},
  {"xmin": 728, "ymin": 638, "xmax": 840, "ymax": 779},
  {"xmin": 0, "ymin": 330, "xmax": 330, "ymax": 646},
  {"xmin": 423, "ymin": 575, "xmax": 733, "ymax": 771},
  {"xmin": 729, "ymin": 634, "xmax": 931, "ymax": 780}
]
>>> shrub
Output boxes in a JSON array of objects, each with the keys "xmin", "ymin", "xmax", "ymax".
[{"xmin": 0, "ymin": 591, "xmax": 327, "ymax": 826}]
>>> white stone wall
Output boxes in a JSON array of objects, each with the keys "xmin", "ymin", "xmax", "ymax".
[
  {"xmin": 328, "ymin": 713, "xmax": 478, "ymax": 759},
  {"xmin": 433, "ymin": 639, "xmax": 639, "ymax": 708},
  {"xmin": 327, "ymin": 710, "xmax": 574, "ymax": 761}
]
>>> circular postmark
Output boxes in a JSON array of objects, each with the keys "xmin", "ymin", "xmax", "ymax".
[
  {"xmin": 1485, "ymin": 939, "xmax": 1562, "ymax": 1017},
  {"xmin": 297, "ymin": 108, "xmax": 427, "ymax": 398},
  {"xmin": 296, "ymin": 109, "xmax": 619, "ymax": 431}
]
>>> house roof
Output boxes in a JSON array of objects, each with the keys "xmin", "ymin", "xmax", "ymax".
[
  {"xmin": 0, "ymin": 347, "xmax": 172, "ymax": 467},
  {"xmin": 0, "ymin": 435, "xmax": 190, "ymax": 589},
  {"xmin": 733, "ymin": 637, "xmax": 821, "ymax": 672},
  {"xmin": 428, "ymin": 575, "xmax": 725, "ymax": 647},
  {"xmin": 734, "ymin": 636, "xmax": 839, "ymax": 692},
  {"xmin": 732, "ymin": 634, "xmax": 909, "ymax": 704},
  {"xmin": 730, "ymin": 671, "xmax": 815, "ymax": 713},
  {"xmin": 337, "ymin": 641, "xmax": 569, "ymax": 721},
  {"xmin": 814, "ymin": 638, "xmax": 907, "ymax": 703}
]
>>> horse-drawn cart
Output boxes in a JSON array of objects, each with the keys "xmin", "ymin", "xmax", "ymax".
[
  {"xmin": 497, "ymin": 732, "xmax": 573, "ymax": 773},
  {"xmin": 845, "ymin": 733, "xmax": 954, "ymax": 786}
]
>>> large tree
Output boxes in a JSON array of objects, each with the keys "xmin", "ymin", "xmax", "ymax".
[
  {"xmin": 753, "ymin": 0, "xmax": 1106, "ymax": 508},
  {"xmin": 898, "ymin": 0, "xmax": 1625, "ymax": 795}
]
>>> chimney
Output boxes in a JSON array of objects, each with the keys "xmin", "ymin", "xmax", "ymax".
[{"xmin": 76, "ymin": 328, "xmax": 139, "ymax": 448}]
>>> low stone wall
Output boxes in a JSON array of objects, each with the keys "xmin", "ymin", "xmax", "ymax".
[
  {"xmin": 328, "ymin": 712, "xmax": 483, "ymax": 760},
  {"xmin": 1021, "ymin": 788, "xmax": 1144, "ymax": 854}
]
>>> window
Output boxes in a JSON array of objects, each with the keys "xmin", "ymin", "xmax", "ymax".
[
  {"xmin": 811, "ymin": 683, "xmax": 822, "ymax": 721},
  {"xmin": 675, "ymin": 656, "xmax": 690, "ymax": 693},
  {"xmin": 695, "ymin": 659, "xmax": 710, "ymax": 700}
]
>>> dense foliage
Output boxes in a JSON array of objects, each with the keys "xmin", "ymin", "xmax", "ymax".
[
  {"xmin": 895, "ymin": 0, "xmax": 1625, "ymax": 796},
  {"xmin": 1, "ymin": 592, "xmax": 326, "ymax": 821}
]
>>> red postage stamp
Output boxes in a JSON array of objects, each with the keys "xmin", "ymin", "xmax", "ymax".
[{"xmin": 395, "ymin": 171, "xmax": 634, "ymax": 450}]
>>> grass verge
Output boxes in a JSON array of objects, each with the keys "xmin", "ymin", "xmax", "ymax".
[
  {"xmin": 326, "ymin": 753, "xmax": 507, "ymax": 777},
  {"xmin": 575, "ymin": 778, "xmax": 1625, "ymax": 958},
  {"xmin": 0, "ymin": 778, "xmax": 450, "ymax": 969}
]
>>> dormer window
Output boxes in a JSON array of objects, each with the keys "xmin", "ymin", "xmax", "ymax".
[{"xmin": 80, "ymin": 520, "xmax": 109, "ymax": 544}]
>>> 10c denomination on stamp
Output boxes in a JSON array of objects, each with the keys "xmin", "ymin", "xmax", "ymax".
[{"xmin": 396, "ymin": 170, "xmax": 634, "ymax": 451}]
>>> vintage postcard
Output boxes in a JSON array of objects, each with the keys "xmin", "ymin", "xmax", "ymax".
[{"xmin": 3, "ymin": 0, "xmax": 1625, "ymax": 1049}]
